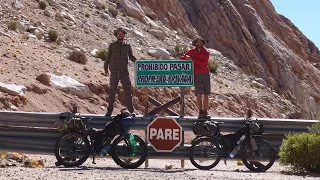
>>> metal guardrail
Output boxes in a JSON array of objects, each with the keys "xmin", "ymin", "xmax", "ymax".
[{"xmin": 0, "ymin": 111, "xmax": 318, "ymax": 160}]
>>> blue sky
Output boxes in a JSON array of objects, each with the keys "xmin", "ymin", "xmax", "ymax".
[{"xmin": 270, "ymin": 0, "xmax": 320, "ymax": 48}]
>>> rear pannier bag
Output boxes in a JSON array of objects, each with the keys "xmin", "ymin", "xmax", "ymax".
[{"xmin": 193, "ymin": 120, "xmax": 217, "ymax": 136}]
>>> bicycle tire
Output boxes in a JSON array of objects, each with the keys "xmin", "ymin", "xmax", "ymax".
[
  {"xmin": 54, "ymin": 133, "xmax": 90, "ymax": 167},
  {"xmin": 189, "ymin": 137, "xmax": 221, "ymax": 170},
  {"xmin": 241, "ymin": 138, "xmax": 276, "ymax": 172},
  {"xmin": 111, "ymin": 134, "xmax": 147, "ymax": 169}
]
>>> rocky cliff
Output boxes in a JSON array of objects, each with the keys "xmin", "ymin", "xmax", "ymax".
[
  {"xmin": 137, "ymin": 0, "xmax": 197, "ymax": 38},
  {"xmin": 178, "ymin": 0, "xmax": 320, "ymax": 119},
  {"xmin": 0, "ymin": 0, "xmax": 316, "ymax": 119}
]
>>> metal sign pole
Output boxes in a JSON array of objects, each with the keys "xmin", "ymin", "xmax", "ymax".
[
  {"xmin": 144, "ymin": 87, "xmax": 149, "ymax": 168},
  {"xmin": 144, "ymin": 88, "xmax": 149, "ymax": 114},
  {"xmin": 179, "ymin": 87, "xmax": 185, "ymax": 168},
  {"xmin": 179, "ymin": 87, "xmax": 185, "ymax": 117}
]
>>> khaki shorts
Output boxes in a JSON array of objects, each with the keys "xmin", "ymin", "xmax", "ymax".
[{"xmin": 194, "ymin": 73, "xmax": 211, "ymax": 95}]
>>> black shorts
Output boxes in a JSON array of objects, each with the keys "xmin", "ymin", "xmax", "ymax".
[{"xmin": 194, "ymin": 73, "xmax": 211, "ymax": 95}]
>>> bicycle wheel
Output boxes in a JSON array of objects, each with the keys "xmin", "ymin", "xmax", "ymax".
[
  {"xmin": 55, "ymin": 133, "xmax": 90, "ymax": 167},
  {"xmin": 241, "ymin": 138, "xmax": 276, "ymax": 172},
  {"xmin": 111, "ymin": 134, "xmax": 147, "ymax": 169},
  {"xmin": 189, "ymin": 137, "xmax": 221, "ymax": 170}
]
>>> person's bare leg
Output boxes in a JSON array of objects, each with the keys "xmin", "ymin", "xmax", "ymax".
[
  {"xmin": 203, "ymin": 94, "xmax": 211, "ymax": 118},
  {"xmin": 197, "ymin": 94, "xmax": 202, "ymax": 110},
  {"xmin": 197, "ymin": 94, "xmax": 204, "ymax": 117},
  {"xmin": 203, "ymin": 94, "xmax": 209, "ymax": 111}
]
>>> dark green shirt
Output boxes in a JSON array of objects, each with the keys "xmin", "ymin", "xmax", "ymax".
[{"xmin": 104, "ymin": 40, "xmax": 136, "ymax": 73}]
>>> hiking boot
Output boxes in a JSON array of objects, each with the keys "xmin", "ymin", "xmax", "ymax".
[
  {"xmin": 203, "ymin": 110, "xmax": 211, "ymax": 119},
  {"xmin": 105, "ymin": 111, "xmax": 112, "ymax": 117},
  {"xmin": 198, "ymin": 109, "xmax": 205, "ymax": 118}
]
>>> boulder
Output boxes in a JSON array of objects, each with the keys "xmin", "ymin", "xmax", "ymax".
[
  {"xmin": 141, "ymin": 6, "xmax": 157, "ymax": 20},
  {"xmin": 12, "ymin": 0, "xmax": 23, "ymax": 10},
  {"xmin": 147, "ymin": 47, "xmax": 170, "ymax": 59},
  {"xmin": 35, "ymin": 27, "xmax": 44, "ymax": 35},
  {"xmin": 147, "ymin": 47, "xmax": 159, "ymax": 58},
  {"xmin": 0, "ymin": 82, "xmax": 27, "ymax": 96},
  {"xmin": 16, "ymin": 21, "xmax": 26, "ymax": 33},
  {"xmin": 108, "ymin": 2, "xmax": 117, "ymax": 9},
  {"xmin": 148, "ymin": 29, "xmax": 167, "ymax": 40},
  {"xmin": 254, "ymin": 78, "xmax": 268, "ymax": 87},
  {"xmin": 49, "ymin": 74, "xmax": 93, "ymax": 99},
  {"xmin": 93, "ymin": 0, "xmax": 105, "ymax": 9},
  {"xmin": 55, "ymin": 12, "xmax": 65, "ymax": 22},
  {"xmin": 59, "ymin": 2, "xmax": 70, "ymax": 9},
  {"xmin": 133, "ymin": 30, "xmax": 145, "ymax": 38},
  {"xmin": 207, "ymin": 48, "xmax": 222, "ymax": 56},
  {"xmin": 90, "ymin": 49, "xmax": 98, "ymax": 57},
  {"xmin": 44, "ymin": 10, "xmax": 52, "ymax": 17},
  {"xmin": 27, "ymin": 26, "xmax": 37, "ymax": 33},
  {"xmin": 142, "ymin": 16, "xmax": 160, "ymax": 29},
  {"xmin": 61, "ymin": 11, "xmax": 76, "ymax": 23},
  {"xmin": 156, "ymin": 47, "xmax": 170, "ymax": 59},
  {"xmin": 251, "ymin": 81, "xmax": 265, "ymax": 89},
  {"xmin": 115, "ymin": 0, "xmax": 145, "ymax": 21},
  {"xmin": 101, "ymin": 13, "xmax": 110, "ymax": 19}
]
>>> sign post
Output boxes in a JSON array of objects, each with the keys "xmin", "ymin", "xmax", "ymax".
[{"xmin": 136, "ymin": 60, "xmax": 193, "ymax": 168}]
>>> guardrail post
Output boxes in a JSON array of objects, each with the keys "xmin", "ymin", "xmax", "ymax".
[
  {"xmin": 144, "ymin": 129, "xmax": 149, "ymax": 168},
  {"xmin": 180, "ymin": 130, "xmax": 185, "ymax": 169}
]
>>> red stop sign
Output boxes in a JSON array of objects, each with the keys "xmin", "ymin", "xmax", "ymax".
[{"xmin": 147, "ymin": 117, "xmax": 183, "ymax": 152}]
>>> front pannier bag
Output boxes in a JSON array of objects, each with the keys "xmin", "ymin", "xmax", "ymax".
[{"xmin": 193, "ymin": 120, "xmax": 218, "ymax": 136}]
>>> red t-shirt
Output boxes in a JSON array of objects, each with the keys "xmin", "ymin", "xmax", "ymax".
[{"xmin": 180, "ymin": 48, "xmax": 210, "ymax": 75}]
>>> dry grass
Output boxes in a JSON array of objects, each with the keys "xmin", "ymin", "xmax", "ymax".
[{"xmin": 69, "ymin": 50, "xmax": 88, "ymax": 64}]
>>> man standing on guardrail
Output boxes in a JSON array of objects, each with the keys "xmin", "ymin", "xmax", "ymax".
[
  {"xmin": 180, "ymin": 37, "xmax": 211, "ymax": 119},
  {"xmin": 104, "ymin": 27, "xmax": 137, "ymax": 116}
]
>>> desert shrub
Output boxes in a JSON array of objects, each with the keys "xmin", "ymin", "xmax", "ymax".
[
  {"xmin": 279, "ymin": 131, "xmax": 320, "ymax": 173},
  {"xmin": 108, "ymin": 6, "xmax": 118, "ymax": 17},
  {"xmin": 69, "ymin": 50, "xmax": 87, "ymax": 64},
  {"xmin": 85, "ymin": 13, "xmax": 90, "ymax": 17},
  {"xmin": 122, "ymin": 12, "xmax": 127, "ymax": 17},
  {"xmin": 36, "ymin": 33, "xmax": 43, "ymax": 40},
  {"xmin": 174, "ymin": 43, "xmax": 188, "ymax": 56},
  {"xmin": 23, "ymin": 34, "xmax": 30, "ymax": 40},
  {"xmin": 39, "ymin": 1, "xmax": 48, "ymax": 10},
  {"xmin": 208, "ymin": 59, "xmax": 218, "ymax": 74},
  {"xmin": 36, "ymin": 74, "xmax": 51, "ymax": 85},
  {"xmin": 8, "ymin": 21, "xmax": 17, "ymax": 31},
  {"xmin": 307, "ymin": 121, "xmax": 320, "ymax": 135},
  {"xmin": 48, "ymin": 30, "xmax": 59, "ymax": 42},
  {"xmin": 95, "ymin": 49, "xmax": 108, "ymax": 61}
]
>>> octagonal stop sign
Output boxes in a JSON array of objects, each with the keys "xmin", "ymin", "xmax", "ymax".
[{"xmin": 147, "ymin": 117, "xmax": 183, "ymax": 152}]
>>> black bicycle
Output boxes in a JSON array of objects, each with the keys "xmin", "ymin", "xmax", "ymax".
[
  {"xmin": 54, "ymin": 109, "xmax": 147, "ymax": 169},
  {"xmin": 189, "ymin": 110, "xmax": 275, "ymax": 172}
]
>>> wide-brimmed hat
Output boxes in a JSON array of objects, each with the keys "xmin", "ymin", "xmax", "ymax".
[
  {"xmin": 192, "ymin": 37, "xmax": 205, "ymax": 46},
  {"xmin": 113, "ymin": 27, "xmax": 127, "ymax": 36}
]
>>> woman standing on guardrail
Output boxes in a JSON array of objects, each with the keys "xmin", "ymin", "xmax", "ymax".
[{"xmin": 180, "ymin": 37, "xmax": 211, "ymax": 119}]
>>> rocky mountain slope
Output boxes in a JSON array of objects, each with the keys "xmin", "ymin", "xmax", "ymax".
[
  {"xmin": 179, "ymin": 0, "xmax": 320, "ymax": 119},
  {"xmin": 0, "ymin": 0, "xmax": 308, "ymax": 119}
]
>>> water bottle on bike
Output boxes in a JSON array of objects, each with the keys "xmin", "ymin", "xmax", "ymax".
[
  {"xmin": 99, "ymin": 145, "xmax": 111, "ymax": 156},
  {"xmin": 229, "ymin": 135, "xmax": 246, "ymax": 158}
]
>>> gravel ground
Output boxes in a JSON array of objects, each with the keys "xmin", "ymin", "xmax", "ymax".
[{"xmin": 0, "ymin": 154, "xmax": 319, "ymax": 180}]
